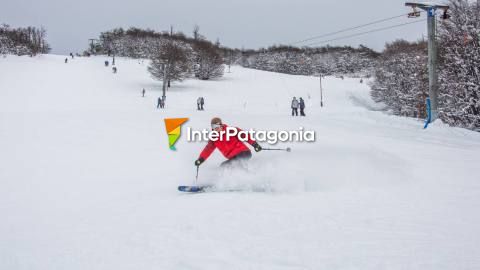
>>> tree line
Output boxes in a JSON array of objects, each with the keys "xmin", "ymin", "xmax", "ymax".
[
  {"xmin": 0, "ymin": 24, "xmax": 51, "ymax": 56},
  {"xmin": 238, "ymin": 45, "xmax": 379, "ymax": 76},
  {"xmin": 372, "ymin": 0, "xmax": 480, "ymax": 130}
]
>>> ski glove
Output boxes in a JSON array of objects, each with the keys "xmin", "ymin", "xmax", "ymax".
[
  {"xmin": 195, "ymin": 158, "xmax": 205, "ymax": 166},
  {"xmin": 252, "ymin": 142, "xmax": 262, "ymax": 152}
]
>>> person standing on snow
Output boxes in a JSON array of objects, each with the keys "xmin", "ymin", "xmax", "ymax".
[
  {"xmin": 291, "ymin": 97, "xmax": 299, "ymax": 116},
  {"xmin": 299, "ymin": 97, "xmax": 306, "ymax": 116},
  {"xmin": 200, "ymin": 97, "xmax": 205, "ymax": 110},
  {"xmin": 157, "ymin": 97, "xmax": 162, "ymax": 109},
  {"xmin": 194, "ymin": 117, "xmax": 262, "ymax": 168},
  {"xmin": 142, "ymin": 88, "xmax": 146, "ymax": 97},
  {"xmin": 197, "ymin": 97, "xmax": 202, "ymax": 110},
  {"xmin": 160, "ymin": 97, "xmax": 165, "ymax": 108}
]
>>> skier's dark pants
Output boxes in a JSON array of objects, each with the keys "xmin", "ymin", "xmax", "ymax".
[
  {"xmin": 200, "ymin": 104, "xmax": 204, "ymax": 110},
  {"xmin": 300, "ymin": 108, "xmax": 305, "ymax": 116},
  {"xmin": 220, "ymin": 151, "xmax": 252, "ymax": 167},
  {"xmin": 292, "ymin": 108, "xmax": 298, "ymax": 116}
]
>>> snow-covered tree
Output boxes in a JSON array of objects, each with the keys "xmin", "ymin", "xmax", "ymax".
[
  {"xmin": 371, "ymin": 40, "xmax": 428, "ymax": 118},
  {"xmin": 0, "ymin": 24, "xmax": 50, "ymax": 55},
  {"xmin": 438, "ymin": 0, "xmax": 480, "ymax": 130},
  {"xmin": 148, "ymin": 40, "xmax": 193, "ymax": 84},
  {"xmin": 193, "ymin": 40, "xmax": 224, "ymax": 80},
  {"xmin": 94, "ymin": 27, "xmax": 226, "ymax": 80},
  {"xmin": 240, "ymin": 45, "xmax": 378, "ymax": 76}
]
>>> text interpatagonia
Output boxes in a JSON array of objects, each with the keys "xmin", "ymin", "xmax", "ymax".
[{"xmin": 186, "ymin": 127, "xmax": 315, "ymax": 144}]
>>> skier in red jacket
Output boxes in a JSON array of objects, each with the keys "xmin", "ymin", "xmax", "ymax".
[{"xmin": 195, "ymin": 117, "xmax": 262, "ymax": 167}]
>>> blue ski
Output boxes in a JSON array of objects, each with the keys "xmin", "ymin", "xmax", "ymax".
[{"xmin": 178, "ymin": 185, "xmax": 212, "ymax": 193}]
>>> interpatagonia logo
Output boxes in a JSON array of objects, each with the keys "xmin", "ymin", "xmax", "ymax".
[{"xmin": 164, "ymin": 118, "xmax": 189, "ymax": 150}]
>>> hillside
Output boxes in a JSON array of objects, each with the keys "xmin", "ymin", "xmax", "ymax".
[{"xmin": 1, "ymin": 55, "xmax": 479, "ymax": 270}]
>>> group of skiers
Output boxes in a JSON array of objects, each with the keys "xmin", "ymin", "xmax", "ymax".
[
  {"xmin": 64, "ymin": 53, "xmax": 75, "ymax": 63},
  {"xmin": 103, "ymin": 59, "xmax": 117, "ymax": 73},
  {"xmin": 197, "ymin": 97, "xmax": 205, "ymax": 110},
  {"xmin": 154, "ymin": 95, "xmax": 304, "ymax": 116},
  {"xmin": 291, "ymin": 97, "xmax": 306, "ymax": 116}
]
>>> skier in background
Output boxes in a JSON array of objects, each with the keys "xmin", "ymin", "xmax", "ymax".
[
  {"xmin": 64, "ymin": 58, "xmax": 68, "ymax": 63},
  {"xmin": 157, "ymin": 97, "xmax": 162, "ymax": 109},
  {"xmin": 200, "ymin": 97, "xmax": 205, "ymax": 110},
  {"xmin": 197, "ymin": 97, "xmax": 202, "ymax": 110},
  {"xmin": 160, "ymin": 96, "xmax": 165, "ymax": 108},
  {"xmin": 194, "ymin": 117, "xmax": 262, "ymax": 168},
  {"xmin": 299, "ymin": 97, "xmax": 306, "ymax": 116},
  {"xmin": 112, "ymin": 66, "xmax": 117, "ymax": 73},
  {"xmin": 142, "ymin": 88, "xmax": 146, "ymax": 97},
  {"xmin": 291, "ymin": 97, "xmax": 299, "ymax": 116}
]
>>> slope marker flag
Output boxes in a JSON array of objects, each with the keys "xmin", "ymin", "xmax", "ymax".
[{"xmin": 164, "ymin": 118, "xmax": 189, "ymax": 150}]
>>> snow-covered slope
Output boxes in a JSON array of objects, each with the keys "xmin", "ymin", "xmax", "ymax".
[{"xmin": 1, "ymin": 55, "xmax": 479, "ymax": 270}]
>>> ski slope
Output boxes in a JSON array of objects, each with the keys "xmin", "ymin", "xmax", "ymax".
[{"xmin": 1, "ymin": 55, "xmax": 480, "ymax": 270}]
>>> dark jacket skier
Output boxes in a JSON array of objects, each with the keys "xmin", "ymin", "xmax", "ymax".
[
  {"xmin": 197, "ymin": 97, "xmax": 205, "ymax": 110},
  {"xmin": 299, "ymin": 97, "xmax": 306, "ymax": 116},
  {"xmin": 157, "ymin": 97, "xmax": 163, "ymax": 109},
  {"xmin": 197, "ymin": 97, "xmax": 202, "ymax": 110}
]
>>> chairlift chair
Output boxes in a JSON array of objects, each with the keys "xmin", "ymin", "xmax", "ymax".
[{"xmin": 408, "ymin": 7, "xmax": 421, "ymax": 18}]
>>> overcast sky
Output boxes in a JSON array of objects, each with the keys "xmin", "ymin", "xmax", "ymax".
[{"xmin": 2, "ymin": 0, "xmax": 432, "ymax": 54}]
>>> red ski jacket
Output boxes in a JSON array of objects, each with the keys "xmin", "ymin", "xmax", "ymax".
[{"xmin": 199, "ymin": 124, "xmax": 256, "ymax": 161}]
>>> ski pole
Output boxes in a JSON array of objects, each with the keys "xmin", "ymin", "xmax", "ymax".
[
  {"xmin": 195, "ymin": 165, "xmax": 199, "ymax": 186},
  {"xmin": 262, "ymin": 147, "xmax": 291, "ymax": 152}
]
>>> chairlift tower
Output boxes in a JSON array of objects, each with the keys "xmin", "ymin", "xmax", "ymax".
[{"xmin": 405, "ymin": 2, "xmax": 449, "ymax": 122}]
